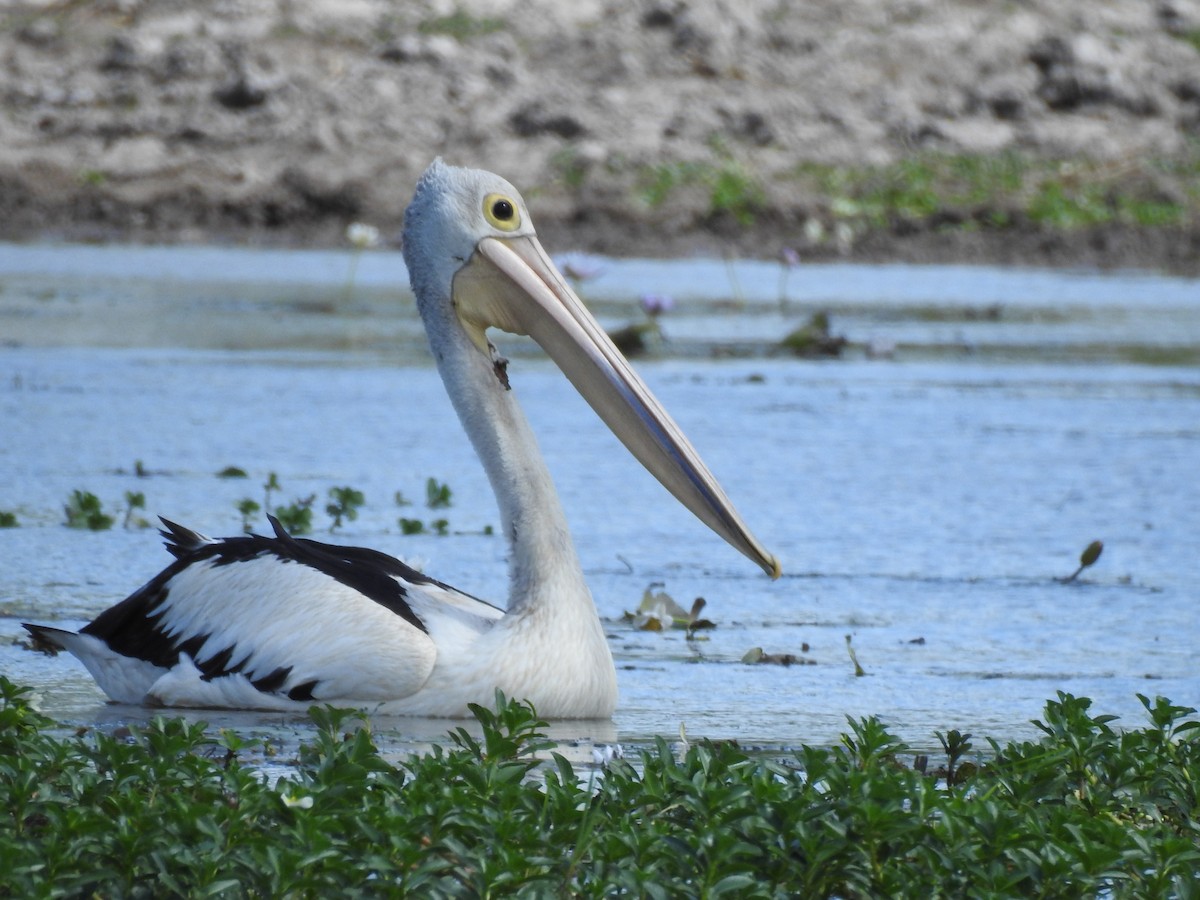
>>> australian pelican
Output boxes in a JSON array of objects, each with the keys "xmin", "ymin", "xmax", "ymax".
[{"xmin": 26, "ymin": 161, "xmax": 779, "ymax": 717}]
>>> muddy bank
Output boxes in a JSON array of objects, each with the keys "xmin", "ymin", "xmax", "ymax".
[{"xmin": 2, "ymin": 0, "xmax": 1199, "ymax": 271}]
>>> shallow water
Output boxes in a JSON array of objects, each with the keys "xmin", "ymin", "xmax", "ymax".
[{"xmin": 1, "ymin": 243, "xmax": 1197, "ymax": 757}]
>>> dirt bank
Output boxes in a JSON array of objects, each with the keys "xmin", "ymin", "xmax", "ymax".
[{"xmin": 3, "ymin": 0, "xmax": 1200, "ymax": 270}]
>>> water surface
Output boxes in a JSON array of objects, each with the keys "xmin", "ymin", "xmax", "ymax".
[{"xmin": 1, "ymin": 244, "xmax": 1196, "ymax": 757}]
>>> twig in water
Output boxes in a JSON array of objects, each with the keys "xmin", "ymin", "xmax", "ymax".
[{"xmin": 845, "ymin": 634, "xmax": 866, "ymax": 677}]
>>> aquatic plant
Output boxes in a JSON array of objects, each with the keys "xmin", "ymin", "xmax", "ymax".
[
  {"xmin": 609, "ymin": 293, "xmax": 674, "ymax": 357},
  {"xmin": 216, "ymin": 465, "xmax": 249, "ymax": 478},
  {"xmin": 233, "ymin": 499, "xmax": 260, "ymax": 533},
  {"xmin": 780, "ymin": 311, "xmax": 848, "ymax": 358},
  {"xmin": 399, "ymin": 517, "xmax": 425, "ymax": 535},
  {"xmin": 273, "ymin": 496, "xmax": 314, "ymax": 535},
  {"xmin": 742, "ymin": 646, "xmax": 815, "ymax": 666},
  {"xmin": 0, "ymin": 510, "xmax": 18, "ymax": 528},
  {"xmin": 63, "ymin": 490, "xmax": 114, "ymax": 530},
  {"xmin": 325, "ymin": 486, "xmax": 365, "ymax": 532},
  {"xmin": 623, "ymin": 583, "xmax": 715, "ymax": 635},
  {"xmin": 2, "ymin": 678, "xmax": 1197, "ymax": 897},
  {"xmin": 845, "ymin": 633, "xmax": 866, "ymax": 677},
  {"xmin": 425, "ymin": 477, "xmax": 452, "ymax": 509},
  {"xmin": 263, "ymin": 472, "xmax": 281, "ymax": 511},
  {"xmin": 122, "ymin": 490, "xmax": 149, "ymax": 529},
  {"xmin": 777, "ymin": 246, "xmax": 801, "ymax": 307},
  {"xmin": 343, "ymin": 222, "xmax": 380, "ymax": 302},
  {"xmin": 1061, "ymin": 539, "xmax": 1104, "ymax": 583}
]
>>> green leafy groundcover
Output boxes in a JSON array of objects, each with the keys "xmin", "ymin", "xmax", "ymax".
[{"xmin": 1, "ymin": 677, "xmax": 1197, "ymax": 898}]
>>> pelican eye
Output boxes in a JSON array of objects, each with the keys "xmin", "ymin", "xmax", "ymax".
[{"xmin": 483, "ymin": 193, "xmax": 521, "ymax": 232}]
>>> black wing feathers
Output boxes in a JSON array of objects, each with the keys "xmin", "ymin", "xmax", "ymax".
[{"xmin": 80, "ymin": 517, "xmax": 436, "ymax": 693}]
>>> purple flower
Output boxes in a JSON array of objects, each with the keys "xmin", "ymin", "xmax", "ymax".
[
  {"xmin": 639, "ymin": 293, "xmax": 675, "ymax": 316},
  {"xmin": 779, "ymin": 247, "xmax": 801, "ymax": 268}
]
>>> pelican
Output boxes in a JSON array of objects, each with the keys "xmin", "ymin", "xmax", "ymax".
[{"xmin": 25, "ymin": 161, "xmax": 779, "ymax": 718}]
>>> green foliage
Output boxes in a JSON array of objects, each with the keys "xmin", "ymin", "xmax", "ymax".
[
  {"xmin": 325, "ymin": 486, "xmax": 365, "ymax": 532},
  {"xmin": 417, "ymin": 9, "xmax": 505, "ymax": 41},
  {"xmin": 640, "ymin": 155, "xmax": 766, "ymax": 225},
  {"xmin": 2, "ymin": 678, "xmax": 1197, "ymax": 897},
  {"xmin": 398, "ymin": 517, "xmax": 425, "ymax": 535},
  {"xmin": 122, "ymin": 490, "xmax": 148, "ymax": 529},
  {"xmin": 1171, "ymin": 28, "xmax": 1200, "ymax": 53},
  {"xmin": 425, "ymin": 477, "xmax": 452, "ymax": 509},
  {"xmin": 262, "ymin": 472, "xmax": 281, "ymax": 510},
  {"xmin": 216, "ymin": 466, "xmax": 249, "ymax": 478},
  {"xmin": 235, "ymin": 498, "xmax": 261, "ymax": 533},
  {"xmin": 63, "ymin": 490, "xmax": 114, "ymax": 530},
  {"xmin": 273, "ymin": 497, "xmax": 314, "ymax": 535},
  {"xmin": 790, "ymin": 152, "xmax": 1195, "ymax": 235},
  {"xmin": 0, "ymin": 510, "xmax": 17, "ymax": 527}
]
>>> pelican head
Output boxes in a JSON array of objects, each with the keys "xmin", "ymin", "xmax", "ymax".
[{"xmin": 402, "ymin": 159, "xmax": 779, "ymax": 579}]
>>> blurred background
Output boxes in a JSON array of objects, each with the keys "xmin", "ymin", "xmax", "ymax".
[{"xmin": 2, "ymin": 0, "xmax": 1199, "ymax": 270}]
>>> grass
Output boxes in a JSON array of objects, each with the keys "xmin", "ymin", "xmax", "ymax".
[
  {"xmin": 630, "ymin": 148, "xmax": 1200, "ymax": 242},
  {"xmin": 640, "ymin": 155, "xmax": 766, "ymax": 226},
  {"xmin": 417, "ymin": 9, "xmax": 505, "ymax": 41},
  {"xmin": 788, "ymin": 151, "xmax": 1200, "ymax": 234},
  {"xmin": 2, "ymin": 676, "xmax": 1197, "ymax": 897}
]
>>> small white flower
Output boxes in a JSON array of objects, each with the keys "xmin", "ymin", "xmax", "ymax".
[
  {"xmin": 346, "ymin": 222, "xmax": 381, "ymax": 250},
  {"xmin": 281, "ymin": 792, "xmax": 314, "ymax": 809}
]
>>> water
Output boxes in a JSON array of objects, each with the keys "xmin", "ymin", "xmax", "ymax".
[{"xmin": 1, "ymin": 243, "xmax": 1197, "ymax": 757}]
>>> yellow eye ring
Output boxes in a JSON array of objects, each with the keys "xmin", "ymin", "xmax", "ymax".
[{"xmin": 483, "ymin": 193, "xmax": 521, "ymax": 231}]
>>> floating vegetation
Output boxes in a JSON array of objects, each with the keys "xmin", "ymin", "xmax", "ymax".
[
  {"xmin": 425, "ymin": 477, "xmax": 453, "ymax": 510},
  {"xmin": 399, "ymin": 517, "xmax": 450, "ymax": 537},
  {"xmin": 1061, "ymin": 539, "xmax": 1105, "ymax": 583},
  {"xmin": 262, "ymin": 472, "xmax": 281, "ymax": 511},
  {"xmin": 273, "ymin": 496, "xmax": 315, "ymax": 536},
  {"xmin": 122, "ymin": 491, "xmax": 149, "ymax": 529},
  {"xmin": 781, "ymin": 311, "xmax": 848, "ymax": 358},
  {"xmin": 0, "ymin": 510, "xmax": 18, "ymax": 528},
  {"xmin": 235, "ymin": 499, "xmax": 261, "ymax": 533},
  {"xmin": 741, "ymin": 646, "xmax": 816, "ymax": 666},
  {"xmin": 391, "ymin": 478, "xmax": 471, "ymax": 535},
  {"xmin": 623, "ymin": 584, "xmax": 715, "ymax": 635},
  {"xmin": 63, "ymin": 490, "xmax": 114, "ymax": 531},
  {"xmin": 608, "ymin": 292, "xmax": 673, "ymax": 357},
  {"xmin": 2, "ymin": 679, "xmax": 1197, "ymax": 896},
  {"xmin": 845, "ymin": 633, "xmax": 866, "ymax": 677},
  {"xmin": 325, "ymin": 486, "xmax": 365, "ymax": 533},
  {"xmin": 216, "ymin": 465, "xmax": 249, "ymax": 479}
]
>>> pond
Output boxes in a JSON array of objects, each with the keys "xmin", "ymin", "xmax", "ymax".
[{"xmin": 1, "ymin": 242, "xmax": 1197, "ymax": 759}]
